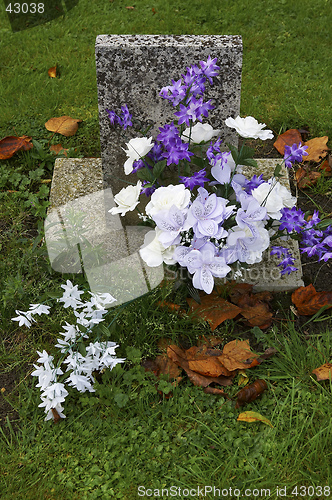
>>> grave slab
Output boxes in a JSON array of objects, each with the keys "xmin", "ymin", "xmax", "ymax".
[
  {"xmin": 47, "ymin": 157, "xmax": 304, "ymax": 298},
  {"xmin": 95, "ymin": 35, "xmax": 243, "ymax": 195}
]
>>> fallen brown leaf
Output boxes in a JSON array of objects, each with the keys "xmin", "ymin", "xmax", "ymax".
[
  {"xmin": 295, "ymin": 167, "xmax": 321, "ymax": 189},
  {"xmin": 312, "ymin": 363, "xmax": 332, "ymax": 381},
  {"xmin": 273, "ymin": 129, "xmax": 302, "ymax": 155},
  {"xmin": 303, "ymin": 136, "xmax": 329, "ymax": 163},
  {"xmin": 203, "ymin": 387, "xmax": 230, "ymax": 398},
  {"xmin": 187, "ymin": 290, "xmax": 242, "ymax": 331},
  {"xmin": 0, "ymin": 135, "xmax": 33, "ymax": 160},
  {"xmin": 50, "ymin": 144, "xmax": 68, "ymax": 156},
  {"xmin": 291, "ymin": 284, "xmax": 332, "ymax": 316},
  {"xmin": 155, "ymin": 354, "xmax": 182, "ymax": 378},
  {"xmin": 235, "ymin": 379, "xmax": 268, "ymax": 408},
  {"xmin": 45, "ymin": 116, "xmax": 82, "ymax": 137},
  {"xmin": 167, "ymin": 345, "xmax": 232, "ymax": 387},
  {"xmin": 218, "ymin": 340, "xmax": 260, "ymax": 371},
  {"xmin": 237, "ymin": 410, "xmax": 273, "ymax": 427},
  {"xmin": 48, "ymin": 65, "xmax": 57, "ymax": 78}
]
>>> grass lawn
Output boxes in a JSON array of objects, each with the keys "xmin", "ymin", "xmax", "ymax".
[{"xmin": 0, "ymin": 1, "xmax": 331, "ymax": 499}]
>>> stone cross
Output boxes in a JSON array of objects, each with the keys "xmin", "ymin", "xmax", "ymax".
[{"xmin": 95, "ymin": 34, "xmax": 243, "ymax": 196}]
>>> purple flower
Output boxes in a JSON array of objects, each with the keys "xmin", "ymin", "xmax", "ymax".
[
  {"xmin": 157, "ymin": 123, "xmax": 180, "ymax": 146},
  {"xmin": 162, "ymin": 136, "xmax": 194, "ymax": 166},
  {"xmin": 270, "ymin": 246, "xmax": 298, "ymax": 275},
  {"xmin": 236, "ymin": 198, "xmax": 267, "ymax": 229},
  {"xmin": 184, "ymin": 187, "xmax": 232, "ymax": 238},
  {"xmin": 106, "ymin": 109, "xmax": 120, "ymax": 126},
  {"xmin": 147, "ymin": 143, "xmax": 165, "ymax": 163},
  {"xmin": 244, "ymin": 174, "xmax": 265, "ymax": 194},
  {"xmin": 184, "ymin": 242, "xmax": 231, "ymax": 294},
  {"xmin": 152, "ymin": 205, "xmax": 186, "ymax": 247},
  {"xmin": 199, "ymin": 56, "xmax": 220, "ymax": 84},
  {"xmin": 179, "ymin": 169, "xmax": 209, "ymax": 190},
  {"xmin": 141, "ymin": 181, "xmax": 156, "ymax": 197},
  {"xmin": 120, "ymin": 104, "xmax": 133, "ymax": 129},
  {"xmin": 284, "ymin": 142, "xmax": 309, "ymax": 168},
  {"xmin": 159, "ymin": 79, "xmax": 187, "ymax": 106},
  {"xmin": 279, "ymin": 207, "xmax": 306, "ymax": 233},
  {"xmin": 206, "ymin": 138, "xmax": 223, "ymax": 162}
]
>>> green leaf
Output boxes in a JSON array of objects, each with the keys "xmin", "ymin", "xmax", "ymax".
[
  {"xmin": 136, "ymin": 168, "xmax": 154, "ymax": 182},
  {"xmin": 153, "ymin": 159, "xmax": 167, "ymax": 179},
  {"xmin": 240, "ymin": 158, "xmax": 258, "ymax": 168},
  {"xmin": 237, "ymin": 145, "xmax": 255, "ymax": 162},
  {"xmin": 273, "ymin": 163, "xmax": 283, "ymax": 177},
  {"xmin": 114, "ymin": 393, "xmax": 129, "ymax": 408},
  {"xmin": 126, "ymin": 346, "xmax": 142, "ymax": 364},
  {"xmin": 226, "ymin": 143, "xmax": 239, "ymax": 164}
]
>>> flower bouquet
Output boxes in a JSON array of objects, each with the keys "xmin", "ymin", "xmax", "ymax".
[{"xmin": 108, "ymin": 56, "xmax": 332, "ymax": 296}]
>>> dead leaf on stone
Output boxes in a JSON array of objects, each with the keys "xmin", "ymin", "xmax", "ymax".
[
  {"xmin": 45, "ymin": 116, "xmax": 82, "ymax": 137},
  {"xmin": 0, "ymin": 135, "xmax": 33, "ymax": 160},
  {"xmin": 48, "ymin": 65, "xmax": 57, "ymax": 78},
  {"xmin": 50, "ymin": 144, "xmax": 68, "ymax": 156},
  {"xmin": 187, "ymin": 290, "xmax": 242, "ymax": 331},
  {"xmin": 312, "ymin": 363, "xmax": 332, "ymax": 381},
  {"xmin": 273, "ymin": 129, "xmax": 302, "ymax": 155},
  {"xmin": 291, "ymin": 284, "xmax": 332, "ymax": 316},
  {"xmin": 218, "ymin": 340, "xmax": 260, "ymax": 371},
  {"xmin": 303, "ymin": 136, "xmax": 329, "ymax": 163}
]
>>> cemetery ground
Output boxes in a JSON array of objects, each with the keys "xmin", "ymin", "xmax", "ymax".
[{"xmin": 0, "ymin": 0, "xmax": 331, "ymax": 498}]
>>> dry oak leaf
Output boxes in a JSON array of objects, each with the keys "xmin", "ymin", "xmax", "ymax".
[
  {"xmin": 234, "ymin": 291, "xmax": 273, "ymax": 329},
  {"xmin": 45, "ymin": 116, "xmax": 82, "ymax": 137},
  {"xmin": 291, "ymin": 284, "xmax": 332, "ymax": 316},
  {"xmin": 218, "ymin": 340, "xmax": 260, "ymax": 371},
  {"xmin": 154, "ymin": 354, "xmax": 182, "ymax": 379},
  {"xmin": 48, "ymin": 65, "xmax": 57, "ymax": 78},
  {"xmin": 167, "ymin": 345, "xmax": 232, "ymax": 388},
  {"xmin": 187, "ymin": 290, "xmax": 242, "ymax": 331},
  {"xmin": 312, "ymin": 363, "xmax": 332, "ymax": 381},
  {"xmin": 273, "ymin": 129, "xmax": 302, "ymax": 155},
  {"xmin": 237, "ymin": 411, "xmax": 273, "ymax": 428},
  {"xmin": 0, "ymin": 135, "xmax": 33, "ymax": 160},
  {"xmin": 303, "ymin": 136, "xmax": 329, "ymax": 163}
]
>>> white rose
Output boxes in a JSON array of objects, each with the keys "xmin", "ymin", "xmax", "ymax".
[
  {"xmin": 225, "ymin": 116, "xmax": 273, "ymax": 140},
  {"xmin": 108, "ymin": 181, "xmax": 142, "ymax": 216},
  {"xmin": 251, "ymin": 179, "xmax": 296, "ymax": 220},
  {"xmin": 139, "ymin": 228, "xmax": 176, "ymax": 267},
  {"xmin": 145, "ymin": 184, "xmax": 191, "ymax": 217},
  {"xmin": 123, "ymin": 137, "xmax": 154, "ymax": 175},
  {"xmin": 181, "ymin": 123, "xmax": 221, "ymax": 143}
]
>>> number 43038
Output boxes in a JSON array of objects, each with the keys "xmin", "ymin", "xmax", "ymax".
[{"xmin": 6, "ymin": 3, "xmax": 45, "ymax": 14}]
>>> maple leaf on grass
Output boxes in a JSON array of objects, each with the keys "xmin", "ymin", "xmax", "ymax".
[
  {"xmin": 312, "ymin": 363, "xmax": 332, "ymax": 381},
  {"xmin": 187, "ymin": 290, "xmax": 242, "ymax": 331},
  {"xmin": 295, "ymin": 167, "xmax": 322, "ymax": 189},
  {"xmin": 291, "ymin": 284, "xmax": 332, "ymax": 316},
  {"xmin": 45, "ymin": 116, "xmax": 82, "ymax": 137},
  {"xmin": 0, "ymin": 135, "xmax": 33, "ymax": 160}
]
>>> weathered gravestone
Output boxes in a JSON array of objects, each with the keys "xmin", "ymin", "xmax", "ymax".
[
  {"xmin": 95, "ymin": 34, "xmax": 243, "ymax": 197},
  {"xmin": 45, "ymin": 34, "xmax": 304, "ymax": 302}
]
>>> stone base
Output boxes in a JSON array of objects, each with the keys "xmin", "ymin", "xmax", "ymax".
[{"xmin": 47, "ymin": 158, "xmax": 304, "ymax": 300}]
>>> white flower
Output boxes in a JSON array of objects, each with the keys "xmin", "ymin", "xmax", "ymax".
[
  {"xmin": 123, "ymin": 137, "xmax": 154, "ymax": 175},
  {"xmin": 251, "ymin": 179, "xmax": 296, "ymax": 220},
  {"xmin": 28, "ymin": 304, "xmax": 51, "ymax": 316},
  {"xmin": 89, "ymin": 292, "xmax": 117, "ymax": 309},
  {"xmin": 44, "ymin": 404, "xmax": 66, "ymax": 421},
  {"xmin": 181, "ymin": 123, "xmax": 221, "ymax": 143},
  {"xmin": 109, "ymin": 180, "xmax": 142, "ymax": 216},
  {"xmin": 67, "ymin": 373, "xmax": 95, "ymax": 393},
  {"xmin": 139, "ymin": 228, "xmax": 177, "ymax": 267},
  {"xmin": 145, "ymin": 184, "xmax": 191, "ymax": 217},
  {"xmin": 11, "ymin": 310, "xmax": 34, "ymax": 328},
  {"xmin": 225, "ymin": 116, "xmax": 273, "ymax": 140},
  {"xmin": 59, "ymin": 280, "xmax": 84, "ymax": 309}
]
